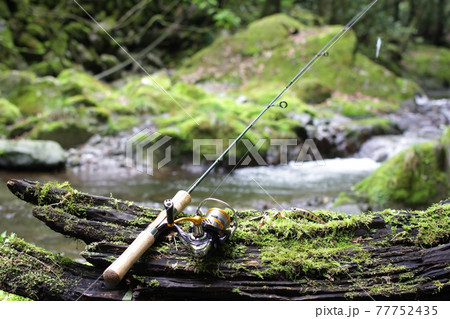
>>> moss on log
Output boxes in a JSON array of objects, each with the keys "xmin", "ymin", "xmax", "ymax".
[{"xmin": 1, "ymin": 179, "xmax": 450, "ymax": 301}]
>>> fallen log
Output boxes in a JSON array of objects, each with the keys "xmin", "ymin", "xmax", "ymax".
[{"xmin": 1, "ymin": 179, "xmax": 450, "ymax": 300}]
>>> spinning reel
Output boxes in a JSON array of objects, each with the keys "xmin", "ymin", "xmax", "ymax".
[{"xmin": 160, "ymin": 198, "xmax": 238, "ymax": 257}]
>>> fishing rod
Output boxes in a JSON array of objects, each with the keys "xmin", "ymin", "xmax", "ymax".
[{"xmin": 103, "ymin": 0, "xmax": 378, "ymax": 287}]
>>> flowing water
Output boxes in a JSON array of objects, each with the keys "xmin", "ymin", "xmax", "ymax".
[{"xmin": 0, "ymin": 157, "xmax": 379, "ymax": 260}]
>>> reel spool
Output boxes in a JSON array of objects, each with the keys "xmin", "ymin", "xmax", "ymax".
[{"xmin": 163, "ymin": 198, "xmax": 238, "ymax": 258}]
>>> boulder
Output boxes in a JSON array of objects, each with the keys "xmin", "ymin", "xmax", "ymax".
[
  {"xmin": 353, "ymin": 137, "xmax": 449, "ymax": 209},
  {"xmin": 30, "ymin": 121, "xmax": 93, "ymax": 149},
  {"xmin": 178, "ymin": 14, "xmax": 419, "ymax": 102},
  {"xmin": 0, "ymin": 139, "xmax": 66, "ymax": 170},
  {"xmin": 402, "ymin": 44, "xmax": 450, "ymax": 90}
]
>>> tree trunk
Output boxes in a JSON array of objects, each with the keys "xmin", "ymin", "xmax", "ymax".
[
  {"xmin": 434, "ymin": 0, "xmax": 445, "ymax": 45},
  {"xmin": 1, "ymin": 179, "xmax": 450, "ymax": 300}
]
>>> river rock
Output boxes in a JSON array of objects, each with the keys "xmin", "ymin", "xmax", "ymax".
[
  {"xmin": 0, "ymin": 139, "xmax": 66, "ymax": 170},
  {"xmin": 30, "ymin": 121, "xmax": 93, "ymax": 149},
  {"xmin": 309, "ymin": 115, "xmax": 400, "ymax": 158}
]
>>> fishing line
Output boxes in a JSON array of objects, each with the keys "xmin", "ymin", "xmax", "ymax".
[
  {"xmin": 250, "ymin": 177, "xmax": 377, "ymax": 301},
  {"xmin": 75, "ymin": 273, "xmax": 103, "ymax": 301},
  {"xmin": 101, "ymin": 0, "xmax": 380, "ymax": 288},
  {"xmin": 187, "ymin": 0, "xmax": 379, "ymax": 195}
]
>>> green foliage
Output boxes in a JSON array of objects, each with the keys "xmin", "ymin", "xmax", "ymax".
[
  {"xmin": 325, "ymin": 96, "xmax": 397, "ymax": 118},
  {"xmin": 0, "ymin": 289, "xmax": 32, "ymax": 301},
  {"xmin": 30, "ymin": 121, "xmax": 93, "ymax": 149},
  {"xmin": 402, "ymin": 44, "xmax": 450, "ymax": 89},
  {"xmin": 110, "ymin": 115, "xmax": 140, "ymax": 132},
  {"xmin": 0, "ymin": 233, "xmax": 74, "ymax": 300},
  {"xmin": 153, "ymin": 84, "xmax": 302, "ymax": 158},
  {"xmin": 214, "ymin": 209, "xmax": 372, "ymax": 280},
  {"xmin": 179, "ymin": 19, "xmax": 418, "ymax": 102},
  {"xmin": 374, "ymin": 204, "xmax": 450, "ymax": 247},
  {"xmin": 0, "ymin": 98, "xmax": 22, "ymax": 125}
]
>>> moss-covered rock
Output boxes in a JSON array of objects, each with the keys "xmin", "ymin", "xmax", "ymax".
[
  {"xmin": 0, "ymin": 139, "xmax": 66, "ymax": 170},
  {"xmin": 0, "ymin": 98, "xmax": 21, "ymax": 125},
  {"xmin": 110, "ymin": 115, "xmax": 141, "ymax": 132},
  {"xmin": 30, "ymin": 121, "xmax": 93, "ymax": 149},
  {"xmin": 325, "ymin": 95, "xmax": 398, "ymax": 118},
  {"xmin": 440, "ymin": 126, "xmax": 450, "ymax": 183},
  {"xmin": 8, "ymin": 116, "xmax": 41, "ymax": 138},
  {"xmin": 178, "ymin": 14, "xmax": 419, "ymax": 104},
  {"xmin": 353, "ymin": 141, "xmax": 448, "ymax": 209},
  {"xmin": 0, "ymin": 70, "xmax": 36, "ymax": 97},
  {"xmin": 402, "ymin": 44, "xmax": 450, "ymax": 90},
  {"xmin": 57, "ymin": 69, "xmax": 110, "ymax": 97},
  {"xmin": 113, "ymin": 74, "xmax": 179, "ymax": 115},
  {"xmin": 154, "ymin": 86, "xmax": 302, "ymax": 160},
  {"xmin": 1, "ymin": 72, "xmax": 63, "ymax": 116}
]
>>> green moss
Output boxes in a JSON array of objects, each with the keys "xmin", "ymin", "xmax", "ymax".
[
  {"xmin": 2, "ymin": 73, "xmax": 63, "ymax": 116},
  {"xmin": 0, "ymin": 98, "xmax": 22, "ymax": 125},
  {"xmin": 0, "ymin": 233, "xmax": 75, "ymax": 300},
  {"xmin": 198, "ymin": 209, "xmax": 372, "ymax": 280},
  {"xmin": 345, "ymin": 117, "xmax": 395, "ymax": 132},
  {"xmin": 58, "ymin": 69, "xmax": 110, "ymax": 96},
  {"xmin": 179, "ymin": 15, "xmax": 418, "ymax": 104},
  {"xmin": 154, "ymin": 91, "xmax": 301, "ymax": 158},
  {"xmin": 113, "ymin": 75, "xmax": 182, "ymax": 115},
  {"xmin": 295, "ymin": 79, "xmax": 333, "ymax": 104},
  {"xmin": 333, "ymin": 192, "xmax": 356, "ymax": 206},
  {"xmin": 180, "ymin": 14, "xmax": 304, "ymax": 83},
  {"xmin": 110, "ymin": 115, "xmax": 140, "ymax": 131},
  {"xmin": 441, "ymin": 126, "xmax": 450, "ymax": 146},
  {"xmin": 326, "ymin": 96, "xmax": 397, "ymax": 118},
  {"xmin": 0, "ymin": 70, "xmax": 36, "ymax": 96},
  {"xmin": 30, "ymin": 120, "xmax": 93, "ymax": 149},
  {"xmin": 33, "ymin": 180, "xmax": 77, "ymax": 206},
  {"xmin": 402, "ymin": 44, "xmax": 450, "ymax": 89},
  {"xmin": 354, "ymin": 142, "xmax": 448, "ymax": 208},
  {"xmin": 17, "ymin": 33, "xmax": 45, "ymax": 55},
  {"xmin": 348, "ymin": 53, "xmax": 420, "ymax": 100},
  {"xmin": 0, "ymin": 289, "xmax": 32, "ymax": 301},
  {"xmin": 414, "ymin": 203, "xmax": 450, "ymax": 246},
  {"xmin": 373, "ymin": 204, "xmax": 450, "ymax": 247}
]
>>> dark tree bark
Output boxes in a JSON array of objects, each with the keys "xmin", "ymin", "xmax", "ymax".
[
  {"xmin": 434, "ymin": 0, "xmax": 446, "ymax": 45},
  {"xmin": 260, "ymin": 0, "xmax": 281, "ymax": 18},
  {"xmin": 2, "ymin": 179, "xmax": 450, "ymax": 301}
]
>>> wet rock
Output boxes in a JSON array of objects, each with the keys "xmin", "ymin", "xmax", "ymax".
[
  {"xmin": 310, "ymin": 115, "xmax": 400, "ymax": 158},
  {"xmin": 357, "ymin": 134, "xmax": 432, "ymax": 162},
  {"xmin": 0, "ymin": 139, "xmax": 66, "ymax": 170},
  {"xmin": 30, "ymin": 121, "xmax": 94, "ymax": 149},
  {"xmin": 388, "ymin": 96, "xmax": 449, "ymax": 139}
]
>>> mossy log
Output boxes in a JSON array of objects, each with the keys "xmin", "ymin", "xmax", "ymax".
[{"xmin": 2, "ymin": 179, "xmax": 450, "ymax": 301}]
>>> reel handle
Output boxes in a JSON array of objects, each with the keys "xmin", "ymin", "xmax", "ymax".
[{"xmin": 103, "ymin": 190, "xmax": 191, "ymax": 287}]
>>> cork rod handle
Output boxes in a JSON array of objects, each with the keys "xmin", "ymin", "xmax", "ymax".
[{"xmin": 103, "ymin": 190, "xmax": 191, "ymax": 287}]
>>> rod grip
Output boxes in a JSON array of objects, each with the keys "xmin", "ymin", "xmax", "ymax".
[{"xmin": 103, "ymin": 190, "xmax": 191, "ymax": 287}]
